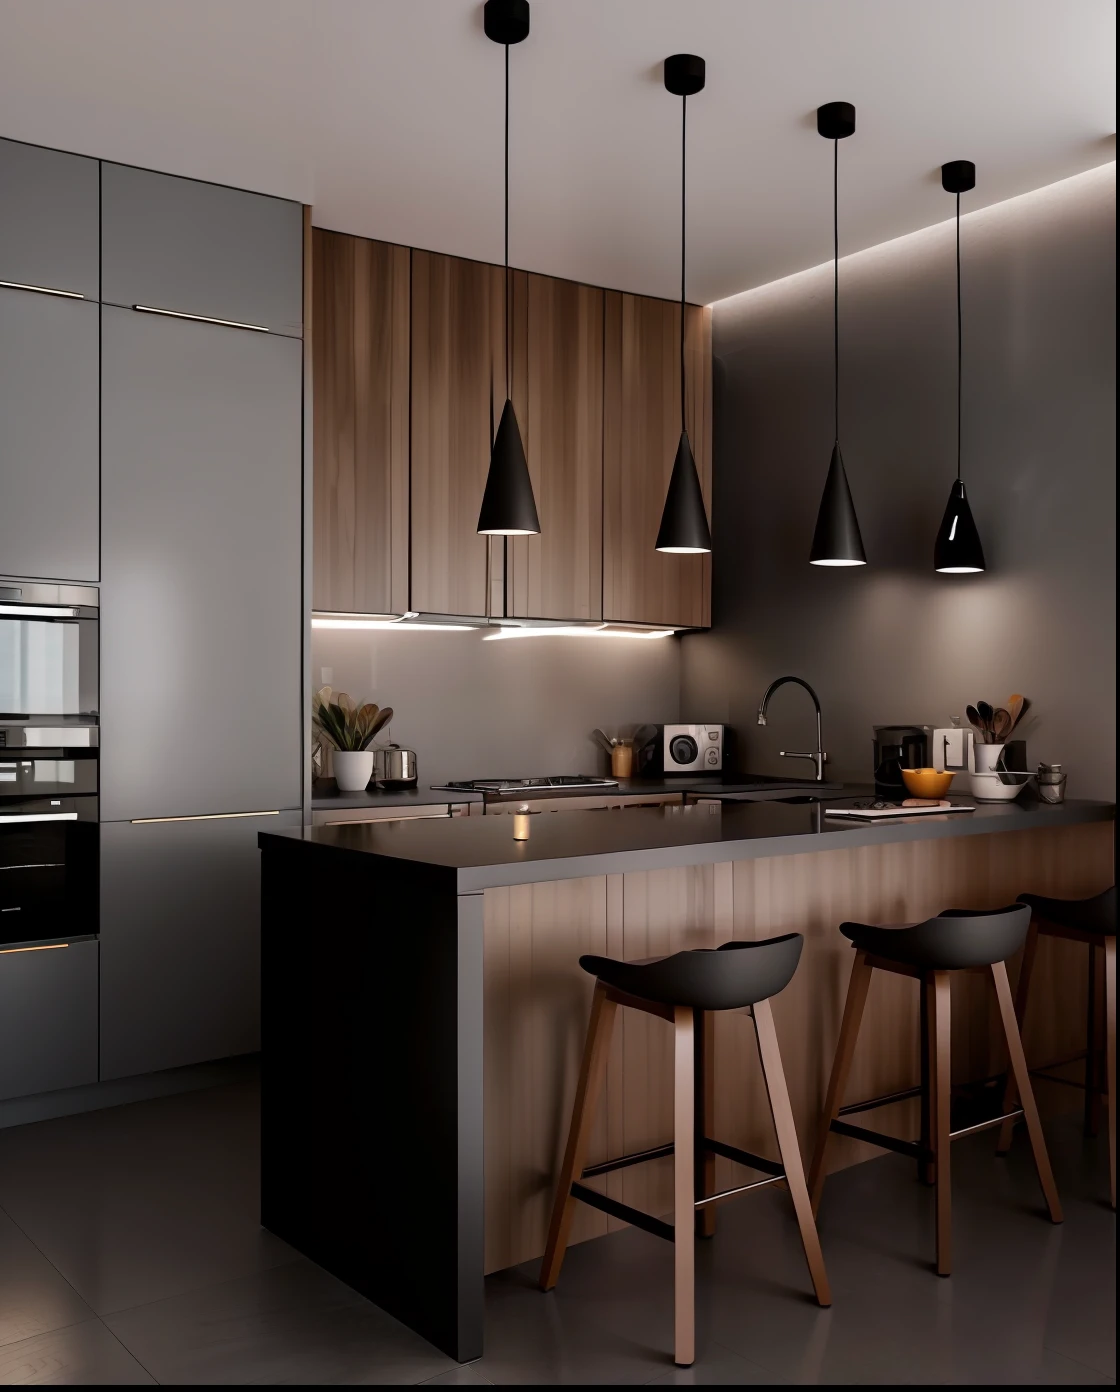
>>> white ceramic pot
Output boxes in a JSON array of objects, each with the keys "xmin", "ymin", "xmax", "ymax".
[
  {"xmin": 333, "ymin": 750, "xmax": 374, "ymax": 792},
  {"xmin": 973, "ymin": 743, "xmax": 1005, "ymax": 774},
  {"xmin": 969, "ymin": 771, "xmax": 1026, "ymax": 802}
]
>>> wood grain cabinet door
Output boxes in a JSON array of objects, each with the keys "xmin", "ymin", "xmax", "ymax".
[
  {"xmin": 508, "ymin": 274, "xmax": 604, "ymax": 620},
  {"xmin": 603, "ymin": 292, "xmax": 712, "ymax": 628},
  {"xmin": 312, "ymin": 230, "xmax": 410, "ymax": 614},
  {"xmin": 410, "ymin": 250, "xmax": 505, "ymax": 617}
]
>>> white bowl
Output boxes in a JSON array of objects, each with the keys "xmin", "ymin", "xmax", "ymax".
[{"xmin": 968, "ymin": 771, "xmax": 1026, "ymax": 803}]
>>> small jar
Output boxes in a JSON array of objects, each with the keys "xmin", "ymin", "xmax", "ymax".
[
  {"xmin": 611, "ymin": 742, "xmax": 634, "ymax": 779},
  {"xmin": 1036, "ymin": 764, "xmax": 1067, "ymax": 805}
]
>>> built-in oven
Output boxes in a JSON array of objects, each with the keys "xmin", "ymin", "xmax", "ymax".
[{"xmin": 1, "ymin": 582, "xmax": 99, "ymax": 949}]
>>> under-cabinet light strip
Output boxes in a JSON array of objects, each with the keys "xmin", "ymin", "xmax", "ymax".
[
  {"xmin": 0, "ymin": 279, "xmax": 85, "ymax": 300},
  {"xmin": 130, "ymin": 810, "xmax": 281, "ymax": 825},
  {"xmin": 0, "ymin": 943, "xmax": 70, "ymax": 956},
  {"xmin": 133, "ymin": 304, "xmax": 272, "ymax": 333},
  {"xmin": 483, "ymin": 626, "xmax": 677, "ymax": 641},
  {"xmin": 311, "ymin": 618, "xmax": 475, "ymax": 631}
]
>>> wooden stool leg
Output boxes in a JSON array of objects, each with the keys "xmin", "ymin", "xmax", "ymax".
[
  {"xmin": 673, "ymin": 1006, "xmax": 696, "ymax": 1367},
  {"xmin": 1105, "ymin": 937, "xmax": 1116, "ymax": 1211},
  {"xmin": 990, "ymin": 960, "xmax": 1063, "ymax": 1224},
  {"xmin": 919, "ymin": 985, "xmax": 934, "ymax": 1185},
  {"xmin": 753, "ymin": 998, "xmax": 832, "ymax": 1307},
  {"xmin": 929, "ymin": 972, "xmax": 952, "ymax": 1276},
  {"xmin": 808, "ymin": 950, "xmax": 872, "ymax": 1213},
  {"xmin": 539, "ymin": 983, "xmax": 618, "ymax": 1291},
  {"xmin": 997, "ymin": 921, "xmax": 1039, "ymax": 1154},
  {"xmin": 1086, "ymin": 943, "xmax": 1101, "ymax": 1137},
  {"xmin": 695, "ymin": 1008, "xmax": 716, "ymax": 1239}
]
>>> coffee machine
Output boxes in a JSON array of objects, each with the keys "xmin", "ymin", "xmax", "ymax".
[{"xmin": 873, "ymin": 725, "xmax": 933, "ymax": 799}]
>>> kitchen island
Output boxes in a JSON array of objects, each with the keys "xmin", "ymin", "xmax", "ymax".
[{"xmin": 259, "ymin": 796, "xmax": 1114, "ymax": 1361}]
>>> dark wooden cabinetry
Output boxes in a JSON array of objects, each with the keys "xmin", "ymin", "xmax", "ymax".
[
  {"xmin": 312, "ymin": 240, "xmax": 711, "ymax": 628},
  {"xmin": 603, "ymin": 293, "xmax": 712, "ymax": 629},
  {"xmin": 312, "ymin": 229, "xmax": 410, "ymax": 615},
  {"xmin": 410, "ymin": 249, "xmax": 505, "ymax": 617}
]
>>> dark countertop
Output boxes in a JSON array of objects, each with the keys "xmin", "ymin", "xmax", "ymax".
[
  {"xmin": 264, "ymin": 794, "xmax": 1115, "ymax": 893},
  {"xmin": 311, "ymin": 781, "xmax": 484, "ymax": 809}
]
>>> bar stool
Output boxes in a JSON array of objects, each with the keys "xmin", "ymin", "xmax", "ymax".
[
  {"xmin": 997, "ymin": 887, "xmax": 1115, "ymax": 1209},
  {"xmin": 807, "ymin": 905, "xmax": 1062, "ymax": 1277},
  {"xmin": 538, "ymin": 933, "xmax": 830, "ymax": 1368}
]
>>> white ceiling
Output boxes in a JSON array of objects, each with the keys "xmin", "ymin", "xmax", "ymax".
[{"xmin": 0, "ymin": 0, "xmax": 1114, "ymax": 303}]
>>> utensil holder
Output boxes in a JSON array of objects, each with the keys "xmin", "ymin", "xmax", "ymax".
[{"xmin": 1036, "ymin": 770, "xmax": 1067, "ymax": 805}]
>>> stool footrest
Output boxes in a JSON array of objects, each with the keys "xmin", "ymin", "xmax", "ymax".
[
  {"xmin": 829, "ymin": 1119, "xmax": 931, "ymax": 1162},
  {"xmin": 839, "ymin": 1084, "xmax": 923, "ymax": 1117},
  {"xmin": 581, "ymin": 1143, "xmax": 674, "ymax": 1179},
  {"xmin": 703, "ymin": 1137, "xmax": 785, "ymax": 1178},
  {"xmin": 949, "ymin": 1108, "xmax": 1023, "ymax": 1141},
  {"xmin": 569, "ymin": 1183, "xmax": 674, "ymax": 1242}
]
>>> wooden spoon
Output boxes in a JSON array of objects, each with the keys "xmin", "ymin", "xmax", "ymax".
[
  {"xmin": 992, "ymin": 707, "xmax": 1013, "ymax": 742},
  {"xmin": 965, "ymin": 704, "xmax": 987, "ymax": 743},
  {"xmin": 1005, "ymin": 694, "xmax": 1025, "ymax": 732}
]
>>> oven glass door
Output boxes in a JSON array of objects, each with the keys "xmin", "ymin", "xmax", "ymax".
[
  {"xmin": 0, "ymin": 616, "xmax": 97, "ymax": 716},
  {"xmin": 0, "ymin": 753, "xmax": 98, "ymax": 799},
  {"xmin": 0, "ymin": 804, "xmax": 98, "ymax": 947}
]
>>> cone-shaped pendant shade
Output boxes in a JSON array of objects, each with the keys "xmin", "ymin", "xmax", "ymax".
[
  {"xmin": 656, "ymin": 432, "xmax": 711, "ymax": 553},
  {"xmin": 934, "ymin": 478, "xmax": 985, "ymax": 572},
  {"xmin": 809, "ymin": 443, "xmax": 866, "ymax": 566},
  {"xmin": 477, "ymin": 398, "xmax": 540, "ymax": 535}
]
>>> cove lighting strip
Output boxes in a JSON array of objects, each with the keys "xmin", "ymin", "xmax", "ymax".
[
  {"xmin": 483, "ymin": 625, "xmax": 676, "ymax": 641},
  {"xmin": 311, "ymin": 617, "xmax": 476, "ymax": 632},
  {"xmin": 1, "ymin": 279, "xmax": 85, "ymax": 299}
]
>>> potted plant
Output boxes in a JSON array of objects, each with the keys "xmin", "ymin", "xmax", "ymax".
[{"xmin": 312, "ymin": 687, "xmax": 393, "ymax": 792}]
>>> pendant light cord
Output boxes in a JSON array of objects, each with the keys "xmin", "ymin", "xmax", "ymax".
[
  {"xmin": 504, "ymin": 40, "xmax": 510, "ymax": 402},
  {"xmin": 956, "ymin": 190, "xmax": 962, "ymax": 481},
  {"xmin": 833, "ymin": 137, "xmax": 839, "ymax": 445},
  {"xmin": 679, "ymin": 92, "xmax": 687, "ymax": 434}
]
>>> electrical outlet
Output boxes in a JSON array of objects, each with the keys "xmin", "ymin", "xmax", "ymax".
[{"xmin": 320, "ymin": 667, "xmax": 333, "ymax": 684}]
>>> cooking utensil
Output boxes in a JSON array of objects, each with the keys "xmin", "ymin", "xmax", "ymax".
[
  {"xmin": 373, "ymin": 745, "xmax": 418, "ymax": 788},
  {"xmin": 976, "ymin": 701, "xmax": 995, "ymax": 740},
  {"xmin": 992, "ymin": 707, "xmax": 1013, "ymax": 741},
  {"xmin": 1005, "ymin": 694, "xmax": 1025, "ymax": 732},
  {"xmin": 591, "ymin": 728, "xmax": 616, "ymax": 754},
  {"xmin": 965, "ymin": 705, "xmax": 987, "ymax": 744}
]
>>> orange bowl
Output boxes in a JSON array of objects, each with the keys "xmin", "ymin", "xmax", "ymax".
[{"xmin": 901, "ymin": 767, "xmax": 955, "ymax": 799}]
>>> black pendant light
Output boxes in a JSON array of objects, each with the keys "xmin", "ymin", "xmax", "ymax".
[
  {"xmin": 477, "ymin": 0, "xmax": 540, "ymax": 537},
  {"xmin": 810, "ymin": 102, "xmax": 866, "ymax": 567},
  {"xmin": 655, "ymin": 53, "xmax": 711, "ymax": 555},
  {"xmin": 934, "ymin": 160, "xmax": 986, "ymax": 573}
]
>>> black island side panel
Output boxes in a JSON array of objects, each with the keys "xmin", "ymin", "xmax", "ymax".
[{"xmin": 260, "ymin": 838, "xmax": 483, "ymax": 1360}]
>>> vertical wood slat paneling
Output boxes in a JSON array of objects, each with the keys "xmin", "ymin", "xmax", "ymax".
[
  {"xmin": 602, "ymin": 293, "xmax": 712, "ymax": 628},
  {"xmin": 311, "ymin": 229, "xmax": 409, "ymax": 614},
  {"xmin": 482, "ymin": 823, "xmax": 1113, "ymax": 1274},
  {"xmin": 410, "ymin": 250, "xmax": 505, "ymax": 617},
  {"xmin": 508, "ymin": 274, "xmax": 605, "ymax": 620}
]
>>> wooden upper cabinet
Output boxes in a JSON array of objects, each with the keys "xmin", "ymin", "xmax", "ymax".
[
  {"xmin": 410, "ymin": 250, "xmax": 505, "ymax": 617},
  {"xmin": 603, "ymin": 293, "xmax": 712, "ymax": 628},
  {"xmin": 312, "ymin": 229, "xmax": 410, "ymax": 615},
  {"xmin": 508, "ymin": 273, "xmax": 604, "ymax": 621}
]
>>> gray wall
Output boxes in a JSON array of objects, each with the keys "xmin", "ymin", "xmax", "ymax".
[
  {"xmin": 682, "ymin": 163, "xmax": 1116, "ymax": 799},
  {"xmin": 312, "ymin": 628, "xmax": 682, "ymax": 784}
]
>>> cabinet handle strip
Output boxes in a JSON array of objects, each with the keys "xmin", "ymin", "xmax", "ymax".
[
  {"xmin": 0, "ymin": 942, "xmax": 69, "ymax": 955},
  {"xmin": 0, "ymin": 279, "xmax": 86, "ymax": 300},
  {"xmin": 129, "ymin": 810, "xmax": 281, "ymax": 824},
  {"xmin": 132, "ymin": 304, "xmax": 272, "ymax": 333}
]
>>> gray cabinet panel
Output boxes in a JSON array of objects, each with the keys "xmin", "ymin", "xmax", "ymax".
[
  {"xmin": 100, "ymin": 306, "xmax": 302, "ymax": 821},
  {"xmin": 0, "ymin": 289, "xmax": 99, "ymax": 582},
  {"xmin": 0, "ymin": 138, "xmax": 99, "ymax": 299},
  {"xmin": 101, "ymin": 163, "xmax": 303, "ymax": 335},
  {"xmin": 0, "ymin": 939, "xmax": 98, "ymax": 1100},
  {"xmin": 99, "ymin": 813, "xmax": 298, "ymax": 1079}
]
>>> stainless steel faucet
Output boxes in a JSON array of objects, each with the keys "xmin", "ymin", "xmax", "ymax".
[{"xmin": 757, "ymin": 676, "xmax": 828, "ymax": 782}]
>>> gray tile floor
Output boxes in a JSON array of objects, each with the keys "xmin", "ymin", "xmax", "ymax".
[{"xmin": 0, "ymin": 1074, "xmax": 1113, "ymax": 1385}]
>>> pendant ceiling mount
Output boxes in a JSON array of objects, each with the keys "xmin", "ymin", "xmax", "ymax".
[
  {"xmin": 477, "ymin": 0, "xmax": 539, "ymax": 538},
  {"xmin": 809, "ymin": 100, "xmax": 866, "ymax": 567},
  {"xmin": 483, "ymin": 0, "xmax": 529, "ymax": 46},
  {"xmin": 655, "ymin": 53, "xmax": 712, "ymax": 556},
  {"xmin": 934, "ymin": 158, "xmax": 985, "ymax": 573}
]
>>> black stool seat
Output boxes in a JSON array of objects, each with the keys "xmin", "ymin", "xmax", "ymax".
[
  {"xmin": 579, "ymin": 932, "xmax": 803, "ymax": 1010},
  {"xmin": 840, "ymin": 905, "xmax": 1030, "ymax": 971},
  {"xmin": 1018, "ymin": 887, "xmax": 1116, "ymax": 936}
]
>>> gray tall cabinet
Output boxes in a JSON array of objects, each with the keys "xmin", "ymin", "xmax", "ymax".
[
  {"xmin": 1, "ymin": 136, "xmax": 304, "ymax": 1097},
  {"xmin": 98, "ymin": 163, "xmax": 304, "ymax": 1080}
]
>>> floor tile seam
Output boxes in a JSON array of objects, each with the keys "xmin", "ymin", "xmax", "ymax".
[
  {"xmin": 0, "ymin": 1204, "xmax": 100, "ymax": 1332},
  {"xmin": 95, "ymin": 1247, "xmax": 311, "ymax": 1322},
  {"xmin": 0, "ymin": 1312, "xmax": 98, "ymax": 1356},
  {"xmin": 0, "ymin": 1315, "xmax": 160, "ymax": 1385},
  {"xmin": 1040, "ymin": 1339, "xmax": 1118, "ymax": 1382},
  {"xmin": 97, "ymin": 1314, "xmax": 164, "ymax": 1385}
]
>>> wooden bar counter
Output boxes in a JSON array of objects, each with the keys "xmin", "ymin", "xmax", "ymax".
[{"xmin": 258, "ymin": 796, "xmax": 1114, "ymax": 1361}]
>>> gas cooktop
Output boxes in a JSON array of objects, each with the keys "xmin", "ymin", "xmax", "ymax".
[{"xmin": 434, "ymin": 776, "xmax": 619, "ymax": 794}]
